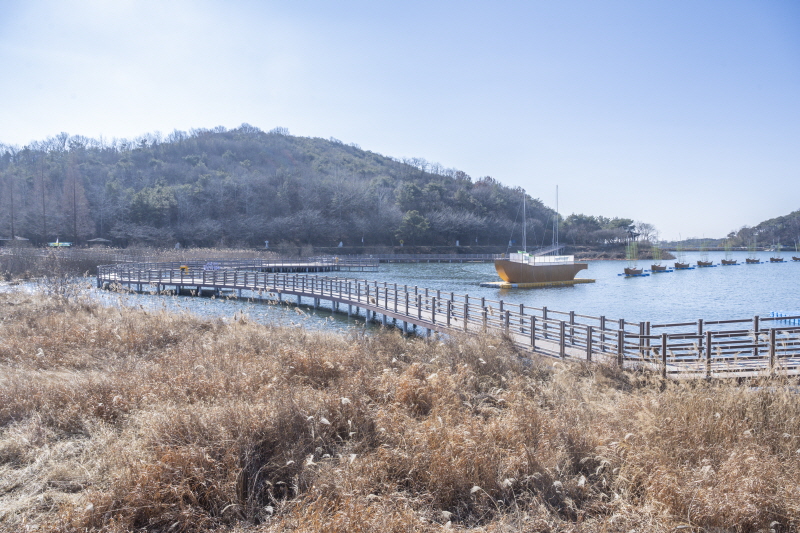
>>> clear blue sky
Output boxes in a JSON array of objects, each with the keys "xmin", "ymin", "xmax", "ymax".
[{"xmin": 1, "ymin": 0, "xmax": 798, "ymax": 241}]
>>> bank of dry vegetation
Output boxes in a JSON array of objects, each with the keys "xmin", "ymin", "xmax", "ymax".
[{"xmin": 1, "ymin": 290, "xmax": 799, "ymax": 532}]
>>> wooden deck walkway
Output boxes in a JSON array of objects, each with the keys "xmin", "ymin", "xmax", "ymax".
[
  {"xmin": 97, "ymin": 262, "xmax": 800, "ymax": 378},
  {"xmin": 353, "ymin": 253, "xmax": 503, "ymax": 263}
]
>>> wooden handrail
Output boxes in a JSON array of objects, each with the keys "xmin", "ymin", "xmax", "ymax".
[{"xmin": 96, "ymin": 260, "xmax": 800, "ymax": 377}]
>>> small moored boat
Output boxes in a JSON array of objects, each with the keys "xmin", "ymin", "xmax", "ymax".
[
  {"xmin": 721, "ymin": 239, "xmax": 737, "ymax": 265},
  {"xmin": 770, "ymin": 243, "xmax": 785, "ymax": 262},
  {"xmin": 746, "ymin": 239, "xmax": 760, "ymax": 264},
  {"xmin": 674, "ymin": 240, "xmax": 692, "ymax": 269},
  {"xmin": 697, "ymin": 240, "xmax": 713, "ymax": 267},
  {"xmin": 623, "ymin": 241, "xmax": 644, "ymax": 276},
  {"xmin": 649, "ymin": 243, "xmax": 669, "ymax": 272}
]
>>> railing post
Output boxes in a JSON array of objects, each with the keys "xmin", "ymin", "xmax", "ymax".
[
  {"xmin": 417, "ymin": 295, "xmax": 422, "ymax": 320},
  {"xmin": 542, "ymin": 307, "xmax": 548, "ymax": 339},
  {"xmin": 661, "ymin": 333, "xmax": 668, "ymax": 379},
  {"xmin": 697, "ymin": 319, "xmax": 704, "ymax": 359},
  {"xmin": 586, "ymin": 325, "xmax": 593, "ymax": 361},
  {"xmin": 559, "ymin": 321, "xmax": 566, "ymax": 358},
  {"xmin": 600, "ymin": 316, "xmax": 606, "ymax": 352},
  {"xmin": 637, "ymin": 321, "xmax": 644, "ymax": 358},
  {"xmin": 617, "ymin": 330, "xmax": 625, "ymax": 368},
  {"xmin": 753, "ymin": 315, "xmax": 760, "ymax": 358},
  {"xmin": 705, "ymin": 330, "xmax": 713, "ymax": 378},
  {"xmin": 530, "ymin": 316, "xmax": 536, "ymax": 348},
  {"xmin": 569, "ymin": 311, "xmax": 575, "ymax": 345},
  {"xmin": 463, "ymin": 303, "xmax": 468, "ymax": 331},
  {"xmin": 431, "ymin": 296, "xmax": 436, "ymax": 324},
  {"xmin": 482, "ymin": 308, "xmax": 488, "ymax": 331},
  {"xmin": 446, "ymin": 300, "xmax": 451, "ymax": 327},
  {"xmin": 504, "ymin": 310, "xmax": 510, "ymax": 333},
  {"xmin": 769, "ymin": 328, "xmax": 776, "ymax": 373}
]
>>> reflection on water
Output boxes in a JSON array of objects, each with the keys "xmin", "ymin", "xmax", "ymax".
[{"xmin": 9, "ymin": 251, "xmax": 799, "ymax": 335}]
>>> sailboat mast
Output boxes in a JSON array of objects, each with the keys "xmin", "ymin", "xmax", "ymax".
[
  {"xmin": 555, "ymin": 186, "xmax": 559, "ymax": 247},
  {"xmin": 522, "ymin": 190, "xmax": 526, "ymax": 253}
]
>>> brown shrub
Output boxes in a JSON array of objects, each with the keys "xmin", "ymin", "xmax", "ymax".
[{"xmin": 2, "ymin": 291, "xmax": 800, "ymax": 532}]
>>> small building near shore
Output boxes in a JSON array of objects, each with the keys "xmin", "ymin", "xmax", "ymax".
[
  {"xmin": 87, "ymin": 237, "xmax": 113, "ymax": 247},
  {"xmin": 0, "ymin": 236, "xmax": 31, "ymax": 247}
]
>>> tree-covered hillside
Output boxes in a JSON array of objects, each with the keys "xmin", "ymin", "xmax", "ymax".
[
  {"xmin": 0, "ymin": 125, "xmax": 639, "ymax": 248},
  {"xmin": 727, "ymin": 210, "xmax": 800, "ymax": 249}
]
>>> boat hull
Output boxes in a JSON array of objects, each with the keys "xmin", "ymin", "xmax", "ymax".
[
  {"xmin": 697, "ymin": 260, "xmax": 713, "ymax": 267},
  {"xmin": 721, "ymin": 259, "xmax": 737, "ymax": 265},
  {"xmin": 494, "ymin": 260, "xmax": 588, "ymax": 284},
  {"xmin": 674, "ymin": 262, "xmax": 691, "ymax": 269},
  {"xmin": 650, "ymin": 264, "xmax": 667, "ymax": 272}
]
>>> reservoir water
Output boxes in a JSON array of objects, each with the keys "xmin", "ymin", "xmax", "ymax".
[{"xmin": 79, "ymin": 250, "xmax": 800, "ymax": 333}]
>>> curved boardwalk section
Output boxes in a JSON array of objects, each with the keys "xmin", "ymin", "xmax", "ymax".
[{"xmin": 98, "ymin": 260, "xmax": 800, "ymax": 379}]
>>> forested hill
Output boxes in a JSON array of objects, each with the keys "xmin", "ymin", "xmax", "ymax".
[
  {"xmin": 0, "ymin": 125, "xmax": 638, "ymax": 248},
  {"xmin": 727, "ymin": 209, "xmax": 800, "ymax": 249}
]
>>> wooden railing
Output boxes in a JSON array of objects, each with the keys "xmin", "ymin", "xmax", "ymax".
[
  {"xmin": 98, "ymin": 257, "xmax": 378, "ymax": 275},
  {"xmin": 349, "ymin": 253, "xmax": 506, "ymax": 263},
  {"xmin": 97, "ymin": 262, "xmax": 800, "ymax": 377}
]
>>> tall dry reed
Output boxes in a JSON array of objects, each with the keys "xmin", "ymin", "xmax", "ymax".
[{"xmin": 1, "ymin": 290, "xmax": 799, "ymax": 532}]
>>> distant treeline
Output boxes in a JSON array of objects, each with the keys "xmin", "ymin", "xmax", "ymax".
[
  {"xmin": 1, "ymin": 125, "xmax": 644, "ymax": 248},
  {"xmin": 727, "ymin": 210, "xmax": 800, "ymax": 249}
]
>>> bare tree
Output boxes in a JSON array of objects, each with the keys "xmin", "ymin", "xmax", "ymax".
[{"xmin": 635, "ymin": 221, "xmax": 657, "ymax": 243}]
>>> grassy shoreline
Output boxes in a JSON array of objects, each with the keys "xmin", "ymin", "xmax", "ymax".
[{"xmin": 1, "ymin": 289, "xmax": 800, "ymax": 532}]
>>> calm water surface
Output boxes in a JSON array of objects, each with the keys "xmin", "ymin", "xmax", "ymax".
[
  {"xmin": 364, "ymin": 251, "xmax": 799, "ymax": 325},
  {"xmin": 6, "ymin": 251, "xmax": 792, "ymax": 334},
  {"xmin": 77, "ymin": 251, "xmax": 800, "ymax": 333}
]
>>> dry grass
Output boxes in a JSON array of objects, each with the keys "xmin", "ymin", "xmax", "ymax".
[
  {"xmin": 0, "ymin": 246, "xmax": 279, "ymax": 281},
  {"xmin": 2, "ymin": 290, "xmax": 800, "ymax": 532}
]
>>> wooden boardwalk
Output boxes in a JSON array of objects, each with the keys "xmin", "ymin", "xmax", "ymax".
[
  {"xmin": 97, "ymin": 261, "xmax": 800, "ymax": 378},
  {"xmin": 353, "ymin": 253, "xmax": 503, "ymax": 263},
  {"xmin": 348, "ymin": 247, "xmax": 561, "ymax": 263}
]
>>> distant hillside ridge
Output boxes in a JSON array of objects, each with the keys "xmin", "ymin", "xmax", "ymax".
[
  {"xmin": 0, "ymin": 124, "xmax": 642, "ymax": 248},
  {"xmin": 727, "ymin": 209, "xmax": 800, "ymax": 250}
]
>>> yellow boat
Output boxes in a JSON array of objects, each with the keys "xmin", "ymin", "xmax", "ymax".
[
  {"xmin": 494, "ymin": 252, "xmax": 588, "ymax": 283},
  {"xmin": 493, "ymin": 187, "xmax": 588, "ymax": 285}
]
